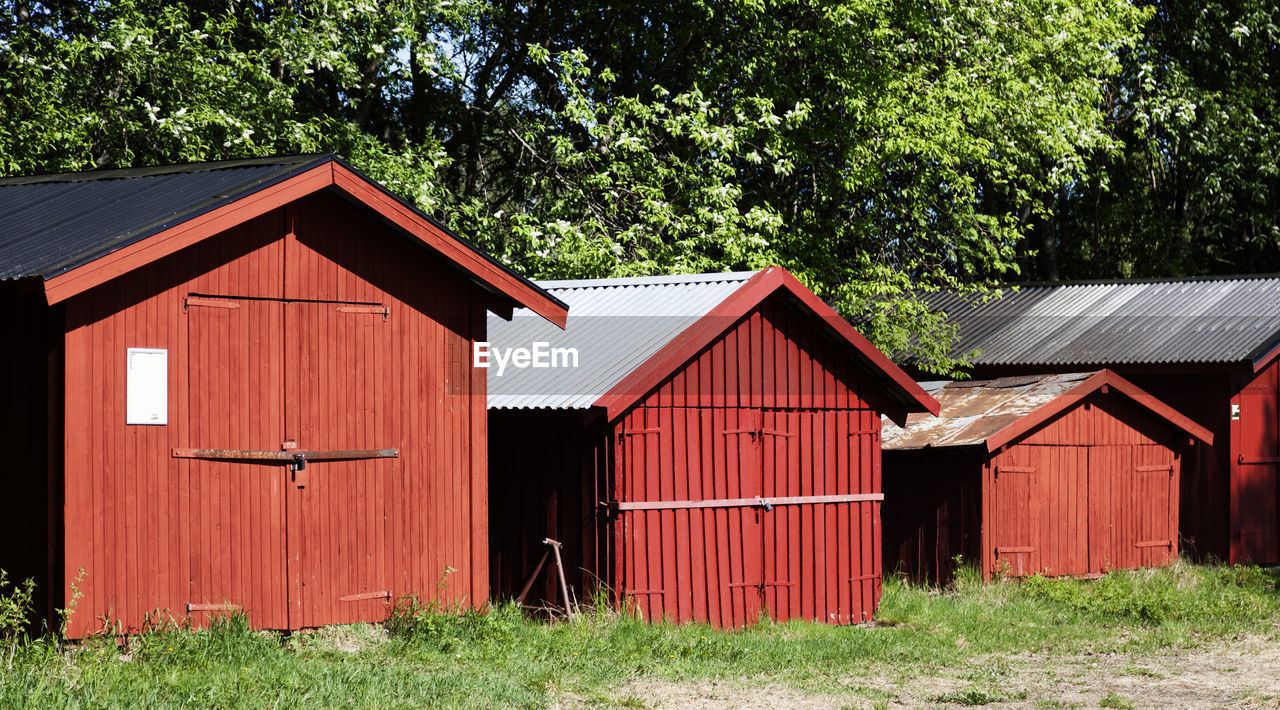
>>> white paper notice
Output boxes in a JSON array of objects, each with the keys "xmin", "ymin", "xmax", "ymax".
[{"xmin": 126, "ymin": 348, "xmax": 168, "ymax": 425}]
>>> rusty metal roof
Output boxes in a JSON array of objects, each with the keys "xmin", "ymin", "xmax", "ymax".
[
  {"xmin": 882, "ymin": 372, "xmax": 1098, "ymax": 449},
  {"xmin": 926, "ymin": 277, "xmax": 1280, "ymax": 367}
]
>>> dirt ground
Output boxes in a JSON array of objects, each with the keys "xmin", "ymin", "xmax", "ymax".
[{"xmin": 607, "ymin": 634, "xmax": 1280, "ymax": 709}]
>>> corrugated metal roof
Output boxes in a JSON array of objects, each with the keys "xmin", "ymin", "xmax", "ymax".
[
  {"xmin": 0, "ymin": 155, "xmax": 329, "ymax": 281},
  {"xmin": 928, "ymin": 277, "xmax": 1280, "ymax": 366},
  {"xmin": 882, "ymin": 372, "xmax": 1097, "ymax": 449},
  {"xmin": 486, "ymin": 272, "xmax": 757, "ymax": 409}
]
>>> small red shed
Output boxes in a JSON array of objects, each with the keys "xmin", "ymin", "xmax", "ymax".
[
  {"xmin": 0, "ymin": 155, "xmax": 567, "ymax": 637},
  {"xmin": 882, "ymin": 371, "xmax": 1213, "ymax": 583},
  {"xmin": 923, "ymin": 278, "xmax": 1280, "ymax": 564},
  {"xmin": 486, "ymin": 268, "xmax": 938, "ymax": 628}
]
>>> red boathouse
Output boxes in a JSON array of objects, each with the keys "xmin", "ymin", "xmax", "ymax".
[
  {"xmin": 487, "ymin": 268, "xmax": 938, "ymax": 628},
  {"xmin": 0, "ymin": 155, "xmax": 567, "ymax": 637},
  {"xmin": 882, "ymin": 371, "xmax": 1213, "ymax": 583}
]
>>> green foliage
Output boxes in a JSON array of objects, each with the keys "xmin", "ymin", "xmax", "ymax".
[
  {"xmin": 0, "ymin": 570, "xmax": 35, "ymax": 641},
  {"xmin": 0, "ymin": 569, "xmax": 35, "ymax": 670},
  {"xmin": 0, "ymin": 0, "xmax": 1150, "ymax": 374},
  {"xmin": 1028, "ymin": 0, "xmax": 1280, "ymax": 280},
  {"xmin": 385, "ymin": 596, "xmax": 521, "ymax": 653}
]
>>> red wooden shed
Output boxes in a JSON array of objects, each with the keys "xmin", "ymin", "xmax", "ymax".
[
  {"xmin": 486, "ymin": 268, "xmax": 938, "ymax": 628},
  {"xmin": 923, "ymin": 277, "xmax": 1280, "ymax": 564},
  {"xmin": 0, "ymin": 155, "xmax": 567, "ymax": 637},
  {"xmin": 882, "ymin": 371, "xmax": 1213, "ymax": 584}
]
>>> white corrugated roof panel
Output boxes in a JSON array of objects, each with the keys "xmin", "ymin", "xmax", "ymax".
[{"xmin": 486, "ymin": 272, "xmax": 757, "ymax": 409}]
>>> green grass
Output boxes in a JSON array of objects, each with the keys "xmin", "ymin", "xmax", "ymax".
[
  {"xmin": 1098, "ymin": 691, "xmax": 1136, "ymax": 709},
  {"xmin": 1, "ymin": 561, "xmax": 1276, "ymax": 708}
]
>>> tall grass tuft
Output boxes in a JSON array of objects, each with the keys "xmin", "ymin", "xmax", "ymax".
[{"xmin": 1019, "ymin": 560, "xmax": 1280, "ymax": 626}]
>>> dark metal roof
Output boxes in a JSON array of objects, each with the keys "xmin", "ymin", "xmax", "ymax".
[
  {"xmin": 0, "ymin": 155, "xmax": 330, "ymax": 281},
  {"xmin": 927, "ymin": 276, "xmax": 1280, "ymax": 367},
  {"xmin": 0, "ymin": 155, "xmax": 568, "ymax": 318}
]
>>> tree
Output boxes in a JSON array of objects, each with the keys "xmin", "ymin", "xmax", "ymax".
[
  {"xmin": 1027, "ymin": 0, "xmax": 1280, "ymax": 280},
  {"xmin": 0, "ymin": 1, "xmax": 1147, "ymax": 375}
]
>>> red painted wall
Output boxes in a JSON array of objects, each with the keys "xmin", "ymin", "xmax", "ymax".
[
  {"xmin": 59, "ymin": 191, "xmax": 490, "ymax": 636},
  {"xmin": 1230, "ymin": 359, "xmax": 1280, "ymax": 564}
]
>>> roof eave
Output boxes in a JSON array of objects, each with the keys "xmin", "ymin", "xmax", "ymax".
[
  {"xmin": 592, "ymin": 266, "xmax": 940, "ymax": 421},
  {"xmin": 982, "ymin": 369, "xmax": 1213, "ymax": 453},
  {"xmin": 34, "ymin": 156, "xmax": 567, "ymax": 327}
]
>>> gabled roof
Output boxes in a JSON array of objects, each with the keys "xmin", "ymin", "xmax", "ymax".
[
  {"xmin": 0, "ymin": 154, "xmax": 567, "ymax": 325},
  {"xmin": 926, "ymin": 276, "xmax": 1280, "ymax": 372},
  {"xmin": 882, "ymin": 370, "xmax": 1213, "ymax": 452},
  {"xmin": 487, "ymin": 266, "xmax": 939, "ymax": 422}
]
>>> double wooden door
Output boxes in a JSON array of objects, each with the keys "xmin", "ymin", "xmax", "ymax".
[
  {"xmin": 615, "ymin": 407, "xmax": 882, "ymax": 628},
  {"xmin": 990, "ymin": 445, "xmax": 1177, "ymax": 577},
  {"xmin": 183, "ymin": 296, "xmax": 397, "ymax": 629}
]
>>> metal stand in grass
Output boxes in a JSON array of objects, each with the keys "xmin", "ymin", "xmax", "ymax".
[{"xmin": 515, "ymin": 538, "xmax": 575, "ymax": 620}]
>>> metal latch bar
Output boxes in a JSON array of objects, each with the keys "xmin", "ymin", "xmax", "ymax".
[
  {"xmin": 186, "ymin": 602, "xmax": 240, "ymax": 612},
  {"xmin": 173, "ymin": 448, "xmax": 398, "ymax": 461},
  {"xmin": 1238, "ymin": 455, "xmax": 1280, "ymax": 465},
  {"xmin": 613, "ymin": 492, "xmax": 884, "ymax": 512},
  {"xmin": 338, "ymin": 590, "xmax": 392, "ymax": 602}
]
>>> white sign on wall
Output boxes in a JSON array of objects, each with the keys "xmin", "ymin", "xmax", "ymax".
[{"xmin": 126, "ymin": 348, "xmax": 168, "ymax": 425}]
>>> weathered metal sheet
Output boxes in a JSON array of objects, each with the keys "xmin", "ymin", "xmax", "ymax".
[
  {"xmin": 927, "ymin": 277, "xmax": 1280, "ymax": 367},
  {"xmin": 486, "ymin": 272, "xmax": 756, "ymax": 409},
  {"xmin": 882, "ymin": 373, "xmax": 1094, "ymax": 449}
]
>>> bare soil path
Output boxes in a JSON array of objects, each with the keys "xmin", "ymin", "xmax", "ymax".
[{"xmin": 601, "ymin": 634, "xmax": 1280, "ymax": 709}]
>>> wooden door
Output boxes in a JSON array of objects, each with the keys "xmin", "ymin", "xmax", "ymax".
[
  {"xmin": 991, "ymin": 463, "xmax": 1036, "ymax": 577},
  {"xmin": 720, "ymin": 408, "xmax": 765, "ymax": 627},
  {"xmin": 185, "ymin": 297, "xmax": 396, "ymax": 630},
  {"xmin": 1087, "ymin": 446, "xmax": 1125, "ymax": 573},
  {"xmin": 1133, "ymin": 447, "xmax": 1177, "ymax": 567},
  {"xmin": 1237, "ymin": 388, "xmax": 1280, "ymax": 562},
  {"xmin": 186, "ymin": 297, "xmax": 289, "ymax": 628},
  {"xmin": 285, "ymin": 301, "xmax": 396, "ymax": 628},
  {"xmin": 613, "ymin": 407, "xmax": 884, "ymax": 628},
  {"xmin": 613, "ymin": 407, "xmax": 764, "ymax": 628},
  {"xmin": 760, "ymin": 410, "xmax": 880, "ymax": 624}
]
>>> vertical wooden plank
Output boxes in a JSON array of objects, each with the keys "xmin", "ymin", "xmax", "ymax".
[
  {"xmin": 470, "ymin": 305, "xmax": 489, "ymax": 606},
  {"xmin": 799, "ymin": 411, "xmax": 815, "ymax": 620},
  {"xmin": 670, "ymin": 408, "xmax": 693, "ymax": 623}
]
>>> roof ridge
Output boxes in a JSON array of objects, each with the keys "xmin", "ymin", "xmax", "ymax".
[
  {"xmin": 1003, "ymin": 273, "xmax": 1280, "ymax": 288},
  {"xmin": 0, "ymin": 154, "xmax": 333, "ymax": 186},
  {"xmin": 536, "ymin": 271, "xmax": 759, "ymax": 291}
]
